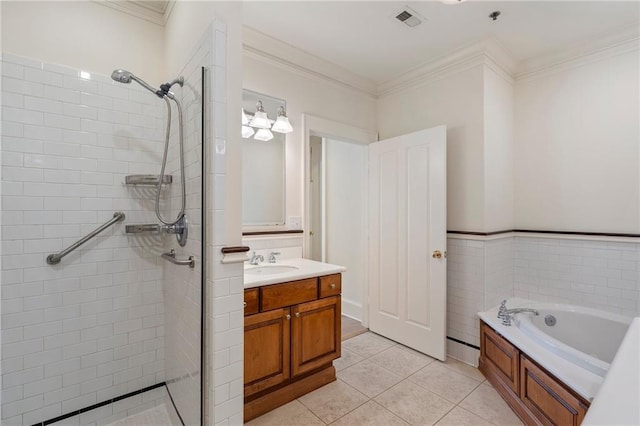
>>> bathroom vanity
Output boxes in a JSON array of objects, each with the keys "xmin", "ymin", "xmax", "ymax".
[{"xmin": 243, "ymin": 259, "xmax": 345, "ymax": 421}]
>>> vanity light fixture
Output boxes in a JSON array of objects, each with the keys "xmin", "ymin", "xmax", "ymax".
[
  {"xmin": 254, "ymin": 128, "xmax": 274, "ymax": 142},
  {"xmin": 271, "ymin": 106, "xmax": 293, "ymax": 134},
  {"xmin": 242, "ymin": 125, "xmax": 255, "ymax": 138},
  {"xmin": 248, "ymin": 101, "xmax": 271, "ymax": 129},
  {"xmin": 242, "ymin": 99, "xmax": 293, "ymax": 140}
]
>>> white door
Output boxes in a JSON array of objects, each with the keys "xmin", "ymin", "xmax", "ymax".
[{"xmin": 368, "ymin": 126, "xmax": 447, "ymax": 360}]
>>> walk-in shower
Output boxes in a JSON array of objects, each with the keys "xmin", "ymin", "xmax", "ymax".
[{"xmin": 111, "ymin": 69, "xmax": 189, "ymax": 246}]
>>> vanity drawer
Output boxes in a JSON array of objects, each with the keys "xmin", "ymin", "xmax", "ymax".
[
  {"xmin": 244, "ymin": 288, "xmax": 259, "ymax": 316},
  {"xmin": 261, "ymin": 278, "xmax": 318, "ymax": 311},
  {"xmin": 319, "ymin": 274, "xmax": 341, "ymax": 298}
]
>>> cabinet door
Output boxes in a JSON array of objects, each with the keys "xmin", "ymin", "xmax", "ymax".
[
  {"xmin": 291, "ymin": 296, "xmax": 341, "ymax": 377},
  {"xmin": 520, "ymin": 355, "xmax": 588, "ymax": 426},
  {"xmin": 480, "ymin": 321, "xmax": 520, "ymax": 394},
  {"xmin": 244, "ymin": 308, "xmax": 291, "ymax": 397}
]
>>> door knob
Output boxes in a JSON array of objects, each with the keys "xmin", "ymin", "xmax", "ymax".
[
  {"xmin": 432, "ymin": 250, "xmax": 443, "ymax": 259},
  {"xmin": 285, "ymin": 314, "xmax": 291, "ymax": 320},
  {"xmin": 295, "ymin": 312, "xmax": 300, "ymax": 318}
]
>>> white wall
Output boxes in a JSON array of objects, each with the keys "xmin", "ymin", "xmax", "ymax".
[
  {"xmin": 483, "ymin": 67, "xmax": 515, "ymax": 232},
  {"xmin": 0, "ymin": 1, "xmax": 165, "ymax": 85},
  {"xmin": 514, "ymin": 49, "xmax": 640, "ymax": 233},
  {"xmin": 325, "ymin": 138, "xmax": 367, "ymax": 320},
  {"xmin": 377, "ymin": 65, "xmax": 486, "ymax": 232},
  {"xmin": 243, "ymin": 34, "xmax": 377, "ymax": 232}
]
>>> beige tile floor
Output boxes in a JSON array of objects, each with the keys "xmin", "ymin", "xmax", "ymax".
[{"xmin": 247, "ymin": 332, "xmax": 524, "ymax": 426}]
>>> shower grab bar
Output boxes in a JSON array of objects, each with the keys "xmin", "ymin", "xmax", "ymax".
[
  {"xmin": 46, "ymin": 212, "xmax": 126, "ymax": 265},
  {"xmin": 161, "ymin": 249, "xmax": 195, "ymax": 268}
]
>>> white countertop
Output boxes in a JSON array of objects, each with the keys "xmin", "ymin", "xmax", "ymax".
[
  {"xmin": 478, "ymin": 298, "xmax": 603, "ymax": 401},
  {"xmin": 243, "ymin": 258, "xmax": 346, "ymax": 288},
  {"xmin": 583, "ymin": 317, "xmax": 640, "ymax": 426}
]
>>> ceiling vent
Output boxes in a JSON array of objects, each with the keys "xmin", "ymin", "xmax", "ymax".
[{"xmin": 394, "ymin": 7, "xmax": 424, "ymax": 28}]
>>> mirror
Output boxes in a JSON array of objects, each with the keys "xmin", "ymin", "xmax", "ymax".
[{"xmin": 242, "ymin": 89, "xmax": 286, "ymax": 226}]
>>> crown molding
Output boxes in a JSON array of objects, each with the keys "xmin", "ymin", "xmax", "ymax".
[
  {"xmin": 377, "ymin": 38, "xmax": 516, "ymax": 97},
  {"xmin": 92, "ymin": 0, "xmax": 174, "ymax": 26},
  {"xmin": 516, "ymin": 24, "xmax": 640, "ymax": 82},
  {"xmin": 243, "ymin": 26, "xmax": 378, "ymax": 99}
]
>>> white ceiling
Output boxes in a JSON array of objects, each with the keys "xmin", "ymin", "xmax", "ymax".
[{"xmin": 243, "ymin": 1, "xmax": 640, "ymax": 84}]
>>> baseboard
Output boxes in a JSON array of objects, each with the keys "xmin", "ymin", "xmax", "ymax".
[{"xmin": 341, "ymin": 298, "xmax": 362, "ymax": 320}]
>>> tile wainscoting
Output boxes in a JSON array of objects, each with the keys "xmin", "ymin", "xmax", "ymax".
[{"xmin": 446, "ymin": 232, "xmax": 640, "ymax": 366}]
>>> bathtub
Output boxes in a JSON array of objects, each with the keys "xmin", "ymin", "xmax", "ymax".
[
  {"xmin": 479, "ymin": 298, "xmax": 632, "ymax": 401},
  {"xmin": 515, "ymin": 304, "xmax": 630, "ymax": 377}
]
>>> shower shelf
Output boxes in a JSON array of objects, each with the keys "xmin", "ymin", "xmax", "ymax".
[
  {"xmin": 125, "ymin": 175, "xmax": 173, "ymax": 186},
  {"xmin": 126, "ymin": 224, "xmax": 161, "ymax": 234}
]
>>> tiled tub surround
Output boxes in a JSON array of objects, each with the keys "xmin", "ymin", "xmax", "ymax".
[
  {"xmin": 513, "ymin": 236, "xmax": 640, "ymax": 316},
  {"xmin": 446, "ymin": 237, "xmax": 514, "ymax": 365},
  {"xmin": 445, "ymin": 233, "xmax": 640, "ymax": 366},
  {"xmin": 1, "ymin": 54, "xmax": 168, "ymax": 425}
]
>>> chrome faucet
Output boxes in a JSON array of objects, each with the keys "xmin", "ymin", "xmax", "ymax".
[
  {"xmin": 497, "ymin": 300, "xmax": 539, "ymax": 326},
  {"xmin": 268, "ymin": 251, "xmax": 281, "ymax": 263},
  {"xmin": 249, "ymin": 251, "xmax": 264, "ymax": 266}
]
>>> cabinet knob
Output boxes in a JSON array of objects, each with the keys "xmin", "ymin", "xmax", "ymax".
[
  {"xmin": 330, "ymin": 283, "xmax": 336, "ymax": 289},
  {"xmin": 295, "ymin": 312, "xmax": 300, "ymax": 318},
  {"xmin": 243, "ymin": 301, "xmax": 247, "ymax": 308},
  {"xmin": 285, "ymin": 314, "xmax": 291, "ymax": 320}
]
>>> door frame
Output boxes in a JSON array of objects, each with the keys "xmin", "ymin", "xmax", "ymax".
[{"xmin": 302, "ymin": 114, "xmax": 377, "ymax": 326}]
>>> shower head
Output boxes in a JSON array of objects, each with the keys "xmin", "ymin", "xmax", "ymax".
[
  {"xmin": 111, "ymin": 69, "xmax": 133, "ymax": 84},
  {"xmin": 111, "ymin": 69, "xmax": 161, "ymax": 98}
]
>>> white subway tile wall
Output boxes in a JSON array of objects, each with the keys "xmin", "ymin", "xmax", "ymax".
[
  {"xmin": 446, "ymin": 238, "xmax": 486, "ymax": 349},
  {"xmin": 204, "ymin": 22, "xmax": 245, "ymax": 426},
  {"xmin": 1, "ymin": 54, "xmax": 167, "ymax": 425},
  {"xmin": 513, "ymin": 236, "xmax": 640, "ymax": 317},
  {"xmin": 446, "ymin": 234, "xmax": 640, "ymax": 367},
  {"xmin": 484, "ymin": 238, "xmax": 515, "ymax": 311}
]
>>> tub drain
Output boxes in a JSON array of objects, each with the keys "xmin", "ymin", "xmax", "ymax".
[{"xmin": 544, "ymin": 314, "xmax": 557, "ymax": 327}]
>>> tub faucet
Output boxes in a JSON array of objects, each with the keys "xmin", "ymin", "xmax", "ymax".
[
  {"xmin": 249, "ymin": 252, "xmax": 264, "ymax": 266},
  {"xmin": 497, "ymin": 300, "xmax": 539, "ymax": 326}
]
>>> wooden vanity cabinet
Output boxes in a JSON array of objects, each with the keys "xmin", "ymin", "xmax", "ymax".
[
  {"xmin": 243, "ymin": 274, "xmax": 342, "ymax": 421},
  {"xmin": 291, "ymin": 296, "xmax": 341, "ymax": 376},
  {"xmin": 479, "ymin": 320, "xmax": 590, "ymax": 426},
  {"xmin": 244, "ymin": 307, "xmax": 290, "ymax": 398}
]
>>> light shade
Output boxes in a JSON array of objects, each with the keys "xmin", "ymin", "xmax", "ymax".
[
  {"xmin": 242, "ymin": 108, "xmax": 250, "ymax": 125},
  {"xmin": 248, "ymin": 101, "xmax": 271, "ymax": 129},
  {"xmin": 242, "ymin": 125, "xmax": 255, "ymax": 138},
  {"xmin": 271, "ymin": 106, "xmax": 293, "ymax": 134},
  {"xmin": 254, "ymin": 128, "xmax": 274, "ymax": 141}
]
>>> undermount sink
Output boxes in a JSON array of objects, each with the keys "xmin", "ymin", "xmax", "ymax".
[{"xmin": 245, "ymin": 265, "xmax": 299, "ymax": 275}]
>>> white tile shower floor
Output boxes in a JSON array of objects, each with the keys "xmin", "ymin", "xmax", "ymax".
[
  {"xmin": 49, "ymin": 385, "xmax": 178, "ymax": 426},
  {"xmin": 103, "ymin": 404, "xmax": 173, "ymax": 426}
]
